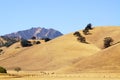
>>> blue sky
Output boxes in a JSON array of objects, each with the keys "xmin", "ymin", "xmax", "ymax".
[{"xmin": 0, "ymin": 0, "xmax": 120, "ymax": 35}]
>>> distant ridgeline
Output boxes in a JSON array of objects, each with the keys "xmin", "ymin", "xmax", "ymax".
[
  {"xmin": 3, "ymin": 27, "xmax": 63, "ymax": 39},
  {"xmin": 0, "ymin": 27, "xmax": 63, "ymax": 47}
]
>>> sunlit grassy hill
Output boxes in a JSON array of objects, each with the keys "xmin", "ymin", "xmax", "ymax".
[{"xmin": 0, "ymin": 26, "xmax": 120, "ymax": 73}]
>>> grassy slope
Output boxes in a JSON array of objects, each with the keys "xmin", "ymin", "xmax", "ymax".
[{"xmin": 0, "ymin": 26, "xmax": 120, "ymax": 73}]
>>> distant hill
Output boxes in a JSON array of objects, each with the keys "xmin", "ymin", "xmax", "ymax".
[
  {"xmin": 0, "ymin": 26, "xmax": 120, "ymax": 73},
  {"xmin": 0, "ymin": 37, "xmax": 6, "ymax": 47},
  {"xmin": 3, "ymin": 27, "xmax": 63, "ymax": 39}
]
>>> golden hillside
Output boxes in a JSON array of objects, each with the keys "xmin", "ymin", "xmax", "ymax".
[{"xmin": 0, "ymin": 26, "xmax": 120, "ymax": 73}]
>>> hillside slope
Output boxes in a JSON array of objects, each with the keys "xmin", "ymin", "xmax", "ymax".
[
  {"xmin": 0, "ymin": 28, "xmax": 100, "ymax": 71},
  {"xmin": 0, "ymin": 26, "xmax": 120, "ymax": 73},
  {"xmin": 65, "ymin": 43, "xmax": 120, "ymax": 73}
]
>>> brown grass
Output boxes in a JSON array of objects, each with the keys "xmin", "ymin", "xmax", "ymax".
[{"xmin": 0, "ymin": 26, "xmax": 120, "ymax": 74}]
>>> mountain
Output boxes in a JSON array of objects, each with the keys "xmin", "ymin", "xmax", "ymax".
[
  {"xmin": 0, "ymin": 37, "xmax": 7, "ymax": 47},
  {"xmin": 0, "ymin": 26, "xmax": 120, "ymax": 73},
  {"xmin": 3, "ymin": 27, "xmax": 63, "ymax": 39}
]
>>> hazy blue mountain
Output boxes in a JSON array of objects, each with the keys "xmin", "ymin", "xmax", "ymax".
[{"xmin": 3, "ymin": 27, "xmax": 63, "ymax": 39}]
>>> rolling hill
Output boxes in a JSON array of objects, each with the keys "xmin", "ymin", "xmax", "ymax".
[{"xmin": 0, "ymin": 26, "xmax": 120, "ymax": 73}]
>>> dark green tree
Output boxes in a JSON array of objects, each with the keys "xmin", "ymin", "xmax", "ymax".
[
  {"xmin": 31, "ymin": 36, "xmax": 36, "ymax": 40},
  {"xmin": 0, "ymin": 66, "xmax": 7, "ymax": 73},
  {"xmin": 104, "ymin": 37, "xmax": 113, "ymax": 48},
  {"xmin": 14, "ymin": 67, "xmax": 21, "ymax": 72},
  {"xmin": 73, "ymin": 31, "xmax": 82, "ymax": 37},
  {"xmin": 77, "ymin": 37, "xmax": 86, "ymax": 43},
  {"xmin": 21, "ymin": 39, "xmax": 32, "ymax": 47},
  {"xmin": 83, "ymin": 29, "xmax": 89, "ymax": 35}
]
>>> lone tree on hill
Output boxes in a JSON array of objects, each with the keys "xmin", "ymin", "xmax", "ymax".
[
  {"xmin": 83, "ymin": 23, "xmax": 93, "ymax": 35},
  {"xmin": 14, "ymin": 67, "xmax": 21, "ymax": 72},
  {"xmin": 85, "ymin": 23, "xmax": 93, "ymax": 30},
  {"xmin": 104, "ymin": 37, "xmax": 113, "ymax": 48}
]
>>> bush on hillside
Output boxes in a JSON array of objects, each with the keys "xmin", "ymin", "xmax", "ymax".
[
  {"xmin": 77, "ymin": 36, "xmax": 86, "ymax": 43},
  {"xmin": 73, "ymin": 31, "xmax": 82, "ymax": 37},
  {"xmin": 0, "ymin": 49, "xmax": 3, "ymax": 53},
  {"xmin": 1, "ymin": 36, "xmax": 20, "ymax": 47},
  {"xmin": 85, "ymin": 23, "xmax": 93, "ymax": 30},
  {"xmin": 31, "ymin": 36, "xmax": 36, "ymax": 40},
  {"xmin": 14, "ymin": 67, "xmax": 21, "ymax": 72},
  {"xmin": 104, "ymin": 37, "xmax": 113, "ymax": 48},
  {"xmin": 83, "ymin": 29, "xmax": 89, "ymax": 35},
  {"xmin": 21, "ymin": 39, "xmax": 32, "ymax": 47},
  {"xmin": 42, "ymin": 38, "xmax": 51, "ymax": 42},
  {"xmin": 83, "ymin": 23, "xmax": 93, "ymax": 35},
  {"xmin": 4, "ymin": 41, "xmax": 16, "ymax": 47},
  {"xmin": 36, "ymin": 41, "xmax": 41, "ymax": 44},
  {"xmin": 0, "ymin": 66, "xmax": 7, "ymax": 73}
]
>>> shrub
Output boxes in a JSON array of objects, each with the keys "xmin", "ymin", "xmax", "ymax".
[
  {"xmin": 104, "ymin": 37, "xmax": 113, "ymax": 48},
  {"xmin": 36, "ymin": 41, "xmax": 41, "ymax": 44},
  {"xmin": 31, "ymin": 36, "xmax": 36, "ymax": 40},
  {"xmin": 21, "ymin": 39, "xmax": 32, "ymax": 47},
  {"xmin": 83, "ymin": 23, "xmax": 93, "ymax": 35},
  {"xmin": 42, "ymin": 38, "xmax": 51, "ymax": 42},
  {"xmin": 0, "ymin": 49, "xmax": 3, "ymax": 53},
  {"xmin": 73, "ymin": 31, "xmax": 82, "ymax": 37},
  {"xmin": 83, "ymin": 29, "xmax": 89, "ymax": 35},
  {"xmin": 85, "ymin": 23, "xmax": 93, "ymax": 30},
  {"xmin": 14, "ymin": 67, "xmax": 21, "ymax": 72},
  {"xmin": 0, "ymin": 66, "xmax": 7, "ymax": 73},
  {"xmin": 77, "ymin": 36, "xmax": 86, "ymax": 43}
]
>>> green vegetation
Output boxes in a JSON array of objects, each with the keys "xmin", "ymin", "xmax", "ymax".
[
  {"xmin": 0, "ymin": 49, "xmax": 3, "ymax": 53},
  {"xmin": 14, "ymin": 67, "xmax": 21, "ymax": 72},
  {"xmin": 1, "ymin": 36, "xmax": 20, "ymax": 47},
  {"xmin": 104, "ymin": 37, "xmax": 113, "ymax": 48},
  {"xmin": 73, "ymin": 31, "xmax": 82, "ymax": 37},
  {"xmin": 21, "ymin": 39, "xmax": 32, "ymax": 47},
  {"xmin": 77, "ymin": 36, "xmax": 86, "ymax": 43},
  {"xmin": 73, "ymin": 31, "xmax": 87, "ymax": 43},
  {"xmin": 36, "ymin": 41, "xmax": 41, "ymax": 44},
  {"xmin": 83, "ymin": 23, "xmax": 93, "ymax": 35},
  {"xmin": 31, "ymin": 36, "xmax": 36, "ymax": 40},
  {"xmin": 42, "ymin": 38, "xmax": 51, "ymax": 42},
  {"xmin": 0, "ymin": 66, "xmax": 7, "ymax": 73}
]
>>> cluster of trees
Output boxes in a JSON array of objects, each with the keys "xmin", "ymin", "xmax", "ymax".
[
  {"xmin": 0, "ymin": 66, "xmax": 22, "ymax": 73},
  {"xmin": 1, "ymin": 36, "xmax": 20, "ymax": 47},
  {"xmin": 73, "ymin": 23, "xmax": 116, "ymax": 49},
  {"xmin": 21, "ymin": 36, "xmax": 51, "ymax": 47},
  {"xmin": 73, "ymin": 31, "xmax": 86, "ymax": 43},
  {"xmin": 73, "ymin": 23, "xmax": 93, "ymax": 43},
  {"xmin": 0, "ymin": 36, "xmax": 51, "ymax": 48}
]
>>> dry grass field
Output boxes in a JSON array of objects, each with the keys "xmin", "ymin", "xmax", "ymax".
[
  {"xmin": 1, "ymin": 71, "xmax": 120, "ymax": 80},
  {"xmin": 0, "ymin": 26, "xmax": 120, "ymax": 80}
]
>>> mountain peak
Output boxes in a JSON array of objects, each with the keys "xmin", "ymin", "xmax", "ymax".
[{"xmin": 4, "ymin": 27, "xmax": 63, "ymax": 39}]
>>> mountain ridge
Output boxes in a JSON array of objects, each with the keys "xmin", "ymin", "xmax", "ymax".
[{"xmin": 3, "ymin": 27, "xmax": 63, "ymax": 39}]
